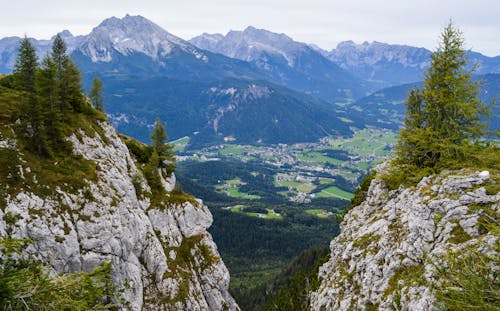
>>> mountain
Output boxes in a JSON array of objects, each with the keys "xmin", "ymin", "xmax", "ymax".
[
  {"xmin": 73, "ymin": 15, "xmax": 262, "ymax": 82},
  {"xmin": 0, "ymin": 84, "xmax": 239, "ymax": 310},
  {"xmin": 324, "ymin": 40, "xmax": 500, "ymax": 87},
  {"xmin": 190, "ymin": 27, "xmax": 368, "ymax": 102},
  {"xmin": 69, "ymin": 16, "xmax": 366, "ymax": 145},
  {"xmin": 0, "ymin": 30, "xmax": 84, "ymax": 73},
  {"xmin": 349, "ymin": 73, "xmax": 500, "ymax": 131},
  {"xmin": 101, "ymin": 76, "xmax": 363, "ymax": 148},
  {"xmin": 310, "ymin": 167, "xmax": 499, "ymax": 310}
]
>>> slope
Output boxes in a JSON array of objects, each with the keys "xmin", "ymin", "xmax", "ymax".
[{"xmin": 0, "ymin": 80, "xmax": 239, "ymax": 310}]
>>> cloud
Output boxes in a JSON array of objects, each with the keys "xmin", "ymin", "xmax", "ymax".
[{"xmin": 1, "ymin": 0, "xmax": 499, "ymax": 55}]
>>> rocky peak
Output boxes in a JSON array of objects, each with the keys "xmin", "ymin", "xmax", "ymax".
[
  {"xmin": 328, "ymin": 40, "xmax": 431, "ymax": 69},
  {"xmin": 189, "ymin": 33, "xmax": 224, "ymax": 51},
  {"xmin": 79, "ymin": 14, "xmax": 198, "ymax": 62},
  {"xmin": 310, "ymin": 169, "xmax": 499, "ymax": 310},
  {"xmin": 190, "ymin": 26, "xmax": 310, "ymax": 66},
  {"xmin": 53, "ymin": 29, "xmax": 74, "ymax": 39}
]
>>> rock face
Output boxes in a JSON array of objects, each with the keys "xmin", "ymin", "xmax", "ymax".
[
  {"xmin": 310, "ymin": 169, "xmax": 499, "ymax": 310},
  {"xmin": 0, "ymin": 121, "xmax": 239, "ymax": 310}
]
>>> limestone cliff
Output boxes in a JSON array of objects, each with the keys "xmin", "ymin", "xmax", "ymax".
[
  {"xmin": 0, "ymin": 120, "xmax": 239, "ymax": 310},
  {"xmin": 310, "ymin": 168, "xmax": 499, "ymax": 310}
]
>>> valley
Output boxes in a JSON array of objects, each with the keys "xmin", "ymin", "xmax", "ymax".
[{"xmin": 173, "ymin": 127, "xmax": 397, "ymax": 303}]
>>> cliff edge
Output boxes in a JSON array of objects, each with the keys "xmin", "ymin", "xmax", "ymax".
[
  {"xmin": 0, "ymin": 112, "xmax": 239, "ymax": 310},
  {"xmin": 310, "ymin": 168, "xmax": 499, "ymax": 310}
]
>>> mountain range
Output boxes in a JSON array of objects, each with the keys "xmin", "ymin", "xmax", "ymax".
[
  {"xmin": 0, "ymin": 15, "xmax": 499, "ymax": 145},
  {"xmin": 317, "ymin": 40, "xmax": 500, "ymax": 87},
  {"xmin": 189, "ymin": 27, "xmax": 367, "ymax": 101}
]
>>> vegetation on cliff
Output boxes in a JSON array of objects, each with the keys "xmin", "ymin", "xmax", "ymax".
[{"xmin": 384, "ymin": 22, "xmax": 499, "ymax": 189}]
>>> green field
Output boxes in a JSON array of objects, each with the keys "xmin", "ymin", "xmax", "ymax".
[
  {"xmin": 305, "ymin": 209, "xmax": 330, "ymax": 218},
  {"xmin": 330, "ymin": 129, "xmax": 397, "ymax": 157},
  {"xmin": 218, "ymin": 145, "xmax": 245, "ymax": 156},
  {"xmin": 315, "ymin": 186, "xmax": 354, "ymax": 200},
  {"xmin": 215, "ymin": 178, "xmax": 261, "ymax": 200},
  {"xmin": 171, "ymin": 136, "xmax": 190, "ymax": 152},
  {"xmin": 275, "ymin": 175, "xmax": 317, "ymax": 193},
  {"xmin": 228, "ymin": 205, "xmax": 283, "ymax": 220}
]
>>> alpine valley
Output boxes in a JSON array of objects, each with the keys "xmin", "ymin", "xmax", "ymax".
[{"xmin": 0, "ymin": 14, "xmax": 499, "ymax": 311}]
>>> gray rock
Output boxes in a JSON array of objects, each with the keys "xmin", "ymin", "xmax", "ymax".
[
  {"xmin": 2, "ymin": 121, "xmax": 239, "ymax": 310},
  {"xmin": 310, "ymin": 170, "xmax": 499, "ymax": 310}
]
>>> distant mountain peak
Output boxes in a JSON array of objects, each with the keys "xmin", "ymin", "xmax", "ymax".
[
  {"xmin": 79, "ymin": 14, "xmax": 198, "ymax": 63},
  {"xmin": 58, "ymin": 30, "xmax": 73, "ymax": 38}
]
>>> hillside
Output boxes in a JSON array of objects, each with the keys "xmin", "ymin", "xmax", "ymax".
[
  {"xmin": 100, "ymin": 76, "xmax": 363, "ymax": 147},
  {"xmin": 0, "ymin": 84, "xmax": 239, "ymax": 310}
]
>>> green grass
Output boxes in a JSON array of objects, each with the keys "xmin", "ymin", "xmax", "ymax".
[
  {"xmin": 329, "ymin": 129, "xmax": 397, "ymax": 157},
  {"xmin": 228, "ymin": 205, "xmax": 282, "ymax": 220},
  {"xmin": 218, "ymin": 145, "xmax": 245, "ymax": 156},
  {"xmin": 171, "ymin": 136, "xmax": 189, "ymax": 152},
  {"xmin": 305, "ymin": 209, "xmax": 330, "ymax": 218},
  {"xmin": 226, "ymin": 188, "xmax": 261, "ymax": 200},
  {"xmin": 355, "ymin": 161, "xmax": 371, "ymax": 170},
  {"xmin": 319, "ymin": 178, "xmax": 333, "ymax": 185},
  {"xmin": 265, "ymin": 209, "xmax": 283, "ymax": 220},
  {"xmin": 315, "ymin": 186, "xmax": 354, "ymax": 200}
]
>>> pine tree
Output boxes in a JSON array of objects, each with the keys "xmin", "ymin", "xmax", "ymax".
[
  {"xmin": 13, "ymin": 36, "xmax": 37, "ymax": 94},
  {"xmin": 89, "ymin": 75, "xmax": 104, "ymax": 111},
  {"xmin": 396, "ymin": 22, "xmax": 488, "ymax": 169},
  {"xmin": 150, "ymin": 118, "xmax": 175, "ymax": 172},
  {"xmin": 13, "ymin": 37, "xmax": 47, "ymax": 155}
]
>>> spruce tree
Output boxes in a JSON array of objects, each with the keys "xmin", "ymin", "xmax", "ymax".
[
  {"xmin": 89, "ymin": 75, "xmax": 104, "ymax": 111},
  {"xmin": 150, "ymin": 118, "xmax": 175, "ymax": 172},
  {"xmin": 396, "ymin": 22, "xmax": 488, "ymax": 169},
  {"xmin": 13, "ymin": 37, "xmax": 47, "ymax": 155},
  {"xmin": 38, "ymin": 55, "xmax": 63, "ymax": 152},
  {"xmin": 61, "ymin": 57, "xmax": 84, "ymax": 112},
  {"xmin": 13, "ymin": 36, "xmax": 37, "ymax": 94}
]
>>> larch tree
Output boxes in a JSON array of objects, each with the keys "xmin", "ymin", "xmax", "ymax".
[
  {"xmin": 89, "ymin": 75, "xmax": 104, "ymax": 111},
  {"xmin": 395, "ymin": 21, "xmax": 489, "ymax": 169}
]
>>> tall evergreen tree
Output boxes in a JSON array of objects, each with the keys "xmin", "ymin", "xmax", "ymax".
[
  {"xmin": 89, "ymin": 75, "xmax": 104, "ymax": 111},
  {"xmin": 396, "ymin": 22, "xmax": 488, "ymax": 169},
  {"xmin": 150, "ymin": 118, "xmax": 175, "ymax": 172},
  {"xmin": 13, "ymin": 37, "xmax": 47, "ymax": 155},
  {"xmin": 13, "ymin": 36, "xmax": 37, "ymax": 94},
  {"xmin": 61, "ymin": 57, "xmax": 84, "ymax": 112},
  {"xmin": 38, "ymin": 55, "xmax": 63, "ymax": 152}
]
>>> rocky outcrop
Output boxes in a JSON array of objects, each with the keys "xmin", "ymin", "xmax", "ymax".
[
  {"xmin": 310, "ymin": 169, "xmax": 499, "ymax": 310},
  {"xmin": 0, "ymin": 121, "xmax": 239, "ymax": 310}
]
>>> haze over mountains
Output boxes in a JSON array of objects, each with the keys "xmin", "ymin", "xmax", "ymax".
[{"xmin": 0, "ymin": 14, "xmax": 499, "ymax": 145}]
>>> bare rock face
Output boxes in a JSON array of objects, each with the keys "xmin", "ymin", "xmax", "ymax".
[
  {"xmin": 0, "ymin": 121, "xmax": 239, "ymax": 311},
  {"xmin": 309, "ymin": 170, "xmax": 499, "ymax": 310}
]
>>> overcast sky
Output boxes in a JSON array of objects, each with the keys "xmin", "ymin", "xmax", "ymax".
[{"xmin": 2, "ymin": 0, "xmax": 499, "ymax": 55}]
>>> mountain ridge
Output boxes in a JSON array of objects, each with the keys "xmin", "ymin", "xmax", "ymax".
[{"xmin": 189, "ymin": 27, "xmax": 367, "ymax": 101}]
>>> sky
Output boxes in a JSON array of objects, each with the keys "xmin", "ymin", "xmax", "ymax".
[{"xmin": 2, "ymin": 0, "xmax": 500, "ymax": 56}]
